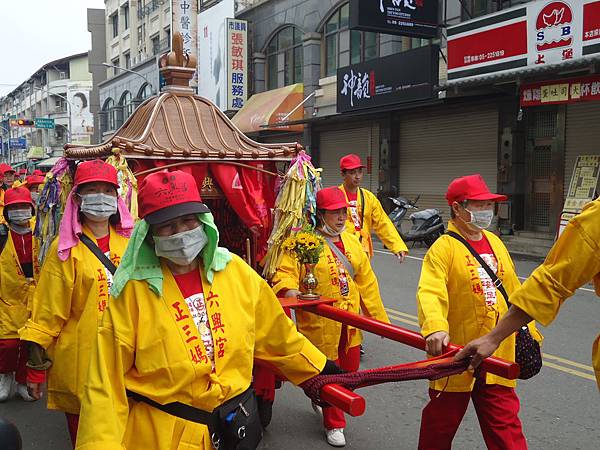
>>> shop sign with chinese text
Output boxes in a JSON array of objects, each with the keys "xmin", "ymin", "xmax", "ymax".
[
  {"xmin": 337, "ymin": 45, "xmax": 438, "ymax": 113},
  {"xmin": 520, "ymin": 74, "xmax": 600, "ymax": 105},
  {"xmin": 447, "ymin": 0, "xmax": 600, "ymax": 83},
  {"xmin": 226, "ymin": 18, "xmax": 248, "ymax": 111},
  {"xmin": 172, "ymin": 0, "xmax": 198, "ymax": 88},
  {"xmin": 349, "ymin": 0, "xmax": 439, "ymax": 39}
]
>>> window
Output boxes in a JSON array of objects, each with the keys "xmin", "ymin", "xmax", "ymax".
[
  {"xmin": 151, "ymin": 35, "xmax": 160, "ymax": 55},
  {"xmin": 324, "ymin": 3, "xmax": 379, "ymax": 77},
  {"xmin": 102, "ymin": 98, "xmax": 115, "ymax": 132},
  {"xmin": 111, "ymin": 12, "xmax": 119, "ymax": 38},
  {"xmin": 122, "ymin": 3, "xmax": 130, "ymax": 30},
  {"xmin": 124, "ymin": 52, "xmax": 131, "ymax": 69},
  {"xmin": 137, "ymin": 83, "xmax": 153, "ymax": 101},
  {"xmin": 266, "ymin": 27, "xmax": 304, "ymax": 90},
  {"xmin": 111, "ymin": 58, "xmax": 120, "ymax": 75},
  {"xmin": 120, "ymin": 91, "xmax": 134, "ymax": 121},
  {"xmin": 462, "ymin": 0, "xmax": 491, "ymax": 20}
]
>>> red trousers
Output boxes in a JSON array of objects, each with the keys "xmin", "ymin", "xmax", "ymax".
[
  {"xmin": 418, "ymin": 378, "xmax": 527, "ymax": 450},
  {"xmin": 323, "ymin": 328, "xmax": 360, "ymax": 430},
  {"xmin": 0, "ymin": 339, "xmax": 46, "ymax": 384},
  {"xmin": 66, "ymin": 413, "xmax": 79, "ymax": 448}
]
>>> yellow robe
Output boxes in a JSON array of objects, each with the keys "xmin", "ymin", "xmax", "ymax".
[
  {"xmin": 75, "ymin": 255, "xmax": 326, "ymax": 450},
  {"xmin": 417, "ymin": 221, "xmax": 542, "ymax": 392},
  {"xmin": 271, "ymin": 231, "xmax": 389, "ymax": 360},
  {"xmin": 19, "ymin": 225, "xmax": 129, "ymax": 414},
  {"xmin": 339, "ymin": 185, "xmax": 408, "ymax": 258},
  {"xmin": 508, "ymin": 198, "xmax": 600, "ymax": 389},
  {"xmin": 0, "ymin": 219, "xmax": 40, "ymax": 339}
]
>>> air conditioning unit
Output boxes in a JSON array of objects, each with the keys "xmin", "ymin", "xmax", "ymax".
[{"xmin": 59, "ymin": 71, "xmax": 67, "ymax": 80}]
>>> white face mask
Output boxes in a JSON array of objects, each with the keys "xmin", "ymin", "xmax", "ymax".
[
  {"xmin": 153, "ymin": 225, "xmax": 208, "ymax": 266},
  {"xmin": 79, "ymin": 193, "xmax": 118, "ymax": 221},
  {"xmin": 318, "ymin": 215, "xmax": 345, "ymax": 237},
  {"xmin": 7, "ymin": 209, "xmax": 32, "ymax": 225},
  {"xmin": 465, "ymin": 208, "xmax": 494, "ymax": 230}
]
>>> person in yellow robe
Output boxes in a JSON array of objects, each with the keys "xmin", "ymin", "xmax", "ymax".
[
  {"xmin": 416, "ymin": 174, "xmax": 541, "ymax": 450},
  {"xmin": 75, "ymin": 170, "xmax": 332, "ymax": 450},
  {"xmin": 338, "ymin": 154, "xmax": 408, "ymax": 260},
  {"xmin": 457, "ymin": 196, "xmax": 600, "ymax": 389},
  {"xmin": 20, "ymin": 160, "xmax": 133, "ymax": 447},
  {"xmin": 0, "ymin": 187, "xmax": 43, "ymax": 402},
  {"xmin": 271, "ymin": 186, "xmax": 389, "ymax": 447}
]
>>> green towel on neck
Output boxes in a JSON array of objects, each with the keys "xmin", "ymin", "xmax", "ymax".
[{"xmin": 111, "ymin": 212, "xmax": 232, "ymax": 299}]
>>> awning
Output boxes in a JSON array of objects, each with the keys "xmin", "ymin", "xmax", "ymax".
[
  {"xmin": 36, "ymin": 156, "xmax": 62, "ymax": 168},
  {"xmin": 12, "ymin": 161, "xmax": 27, "ymax": 169},
  {"xmin": 232, "ymin": 83, "xmax": 304, "ymax": 133},
  {"xmin": 27, "ymin": 146, "xmax": 45, "ymax": 159}
]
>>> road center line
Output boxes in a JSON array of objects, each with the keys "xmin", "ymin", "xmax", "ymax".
[{"xmin": 374, "ymin": 249, "xmax": 596, "ymax": 293}]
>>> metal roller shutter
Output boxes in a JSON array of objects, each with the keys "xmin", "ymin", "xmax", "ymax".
[
  {"xmin": 564, "ymin": 103, "xmax": 600, "ymax": 196},
  {"xmin": 318, "ymin": 123, "xmax": 379, "ymax": 191},
  {"xmin": 398, "ymin": 103, "xmax": 499, "ymax": 220}
]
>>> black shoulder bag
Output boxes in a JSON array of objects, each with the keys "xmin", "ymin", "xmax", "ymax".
[
  {"xmin": 446, "ymin": 231, "xmax": 542, "ymax": 380},
  {"xmin": 80, "ymin": 235, "xmax": 262, "ymax": 449},
  {"xmin": 80, "ymin": 233, "xmax": 117, "ymax": 274}
]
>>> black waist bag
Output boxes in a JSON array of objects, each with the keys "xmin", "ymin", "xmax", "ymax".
[{"xmin": 127, "ymin": 387, "xmax": 262, "ymax": 450}]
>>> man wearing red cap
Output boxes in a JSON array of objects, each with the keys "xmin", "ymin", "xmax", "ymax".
[
  {"xmin": 23, "ymin": 174, "xmax": 45, "ymax": 204},
  {"xmin": 20, "ymin": 159, "xmax": 133, "ymax": 447},
  {"xmin": 272, "ymin": 186, "xmax": 389, "ymax": 447},
  {"xmin": 0, "ymin": 187, "xmax": 45, "ymax": 403},
  {"xmin": 338, "ymin": 154, "xmax": 408, "ymax": 261},
  {"xmin": 416, "ymin": 174, "xmax": 541, "ymax": 450},
  {"xmin": 75, "ymin": 170, "xmax": 333, "ymax": 450}
]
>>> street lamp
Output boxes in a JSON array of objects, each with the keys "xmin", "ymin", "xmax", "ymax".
[
  {"xmin": 31, "ymin": 86, "xmax": 73, "ymax": 144},
  {"xmin": 101, "ymin": 62, "xmax": 155, "ymax": 95}
]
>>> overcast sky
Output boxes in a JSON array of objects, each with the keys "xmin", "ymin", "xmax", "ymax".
[{"xmin": 0, "ymin": 0, "xmax": 106, "ymax": 97}]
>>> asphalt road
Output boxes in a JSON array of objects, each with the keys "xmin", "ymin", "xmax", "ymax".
[{"xmin": 1, "ymin": 245, "xmax": 598, "ymax": 449}]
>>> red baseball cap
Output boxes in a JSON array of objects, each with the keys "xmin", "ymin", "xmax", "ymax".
[
  {"xmin": 446, "ymin": 174, "xmax": 507, "ymax": 205},
  {"xmin": 4, "ymin": 187, "xmax": 34, "ymax": 207},
  {"xmin": 138, "ymin": 170, "xmax": 210, "ymax": 225},
  {"xmin": 18, "ymin": 169, "xmax": 27, "ymax": 176},
  {"xmin": 340, "ymin": 154, "xmax": 366, "ymax": 171},
  {"xmin": 317, "ymin": 186, "xmax": 350, "ymax": 211},
  {"xmin": 1, "ymin": 164, "xmax": 15, "ymax": 175},
  {"xmin": 26, "ymin": 175, "xmax": 45, "ymax": 187},
  {"xmin": 74, "ymin": 160, "xmax": 119, "ymax": 189},
  {"xmin": 32, "ymin": 169, "xmax": 43, "ymax": 176}
]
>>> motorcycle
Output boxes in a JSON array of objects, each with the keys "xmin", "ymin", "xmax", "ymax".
[{"xmin": 388, "ymin": 195, "xmax": 445, "ymax": 247}]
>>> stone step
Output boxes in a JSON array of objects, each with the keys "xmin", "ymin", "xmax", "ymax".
[{"xmin": 501, "ymin": 235, "xmax": 554, "ymax": 259}]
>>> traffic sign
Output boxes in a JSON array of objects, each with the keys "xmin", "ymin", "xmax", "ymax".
[
  {"xmin": 34, "ymin": 118, "xmax": 55, "ymax": 129},
  {"xmin": 9, "ymin": 138, "xmax": 27, "ymax": 149}
]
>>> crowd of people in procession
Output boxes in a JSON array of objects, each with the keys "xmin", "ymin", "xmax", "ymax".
[{"xmin": 0, "ymin": 153, "xmax": 596, "ymax": 450}]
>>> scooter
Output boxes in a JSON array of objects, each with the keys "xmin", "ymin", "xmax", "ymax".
[{"xmin": 388, "ymin": 195, "xmax": 445, "ymax": 247}]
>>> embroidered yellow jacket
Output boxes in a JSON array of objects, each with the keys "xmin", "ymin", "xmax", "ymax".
[
  {"xmin": 74, "ymin": 255, "xmax": 326, "ymax": 450},
  {"xmin": 417, "ymin": 221, "xmax": 542, "ymax": 392},
  {"xmin": 271, "ymin": 231, "xmax": 389, "ymax": 360},
  {"xmin": 509, "ymin": 198, "xmax": 600, "ymax": 389},
  {"xmin": 19, "ymin": 225, "xmax": 129, "ymax": 414},
  {"xmin": 339, "ymin": 185, "xmax": 408, "ymax": 258},
  {"xmin": 0, "ymin": 219, "xmax": 40, "ymax": 339}
]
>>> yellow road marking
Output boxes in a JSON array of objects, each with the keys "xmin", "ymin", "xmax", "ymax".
[
  {"xmin": 385, "ymin": 307, "xmax": 596, "ymax": 380},
  {"xmin": 542, "ymin": 361, "xmax": 596, "ymax": 381}
]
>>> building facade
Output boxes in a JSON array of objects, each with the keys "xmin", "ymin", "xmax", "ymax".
[{"xmin": 0, "ymin": 53, "xmax": 94, "ymax": 168}]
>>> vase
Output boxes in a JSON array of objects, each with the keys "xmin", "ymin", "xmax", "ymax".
[{"xmin": 298, "ymin": 262, "xmax": 320, "ymax": 300}]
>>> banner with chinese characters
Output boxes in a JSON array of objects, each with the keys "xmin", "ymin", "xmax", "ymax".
[
  {"xmin": 336, "ymin": 45, "xmax": 438, "ymax": 113},
  {"xmin": 226, "ymin": 18, "xmax": 248, "ymax": 111},
  {"xmin": 563, "ymin": 155, "xmax": 600, "ymax": 212},
  {"xmin": 520, "ymin": 74, "xmax": 600, "ymax": 105},
  {"xmin": 349, "ymin": 0, "xmax": 439, "ymax": 39},
  {"xmin": 172, "ymin": 0, "xmax": 198, "ymax": 89},
  {"xmin": 447, "ymin": 0, "xmax": 600, "ymax": 83}
]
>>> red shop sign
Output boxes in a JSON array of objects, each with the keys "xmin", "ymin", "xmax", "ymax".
[{"xmin": 520, "ymin": 75, "xmax": 600, "ymax": 106}]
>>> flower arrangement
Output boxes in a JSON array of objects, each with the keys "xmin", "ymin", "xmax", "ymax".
[{"xmin": 282, "ymin": 229, "xmax": 325, "ymax": 264}]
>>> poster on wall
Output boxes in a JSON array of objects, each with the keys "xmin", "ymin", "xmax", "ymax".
[
  {"xmin": 226, "ymin": 18, "xmax": 247, "ymax": 111},
  {"xmin": 447, "ymin": 0, "xmax": 600, "ymax": 83},
  {"xmin": 349, "ymin": 0, "xmax": 439, "ymax": 38},
  {"xmin": 172, "ymin": 0, "xmax": 199, "ymax": 89},
  {"xmin": 68, "ymin": 82, "xmax": 94, "ymax": 145},
  {"xmin": 198, "ymin": 0, "xmax": 235, "ymax": 110}
]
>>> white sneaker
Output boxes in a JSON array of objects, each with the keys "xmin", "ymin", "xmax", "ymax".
[
  {"xmin": 0, "ymin": 373, "xmax": 13, "ymax": 402},
  {"xmin": 311, "ymin": 401, "xmax": 322, "ymax": 415},
  {"xmin": 16, "ymin": 384, "xmax": 35, "ymax": 402},
  {"xmin": 326, "ymin": 428, "xmax": 346, "ymax": 447}
]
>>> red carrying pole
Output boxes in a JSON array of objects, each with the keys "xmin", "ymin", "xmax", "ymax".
[
  {"xmin": 290, "ymin": 300, "xmax": 519, "ymax": 380},
  {"xmin": 320, "ymin": 384, "xmax": 366, "ymax": 417}
]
